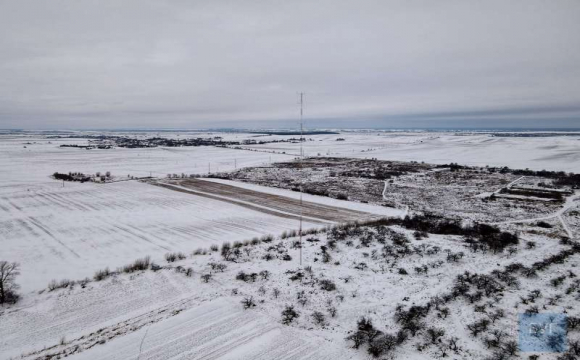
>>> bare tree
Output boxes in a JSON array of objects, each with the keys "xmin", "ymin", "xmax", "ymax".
[
  {"xmin": 281, "ymin": 305, "xmax": 299, "ymax": 325},
  {"xmin": 312, "ymin": 311, "xmax": 326, "ymax": 326},
  {"xmin": 241, "ymin": 296, "xmax": 256, "ymax": 309},
  {"xmin": 0, "ymin": 261, "xmax": 20, "ymax": 304}
]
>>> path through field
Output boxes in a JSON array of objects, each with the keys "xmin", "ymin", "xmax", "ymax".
[
  {"xmin": 159, "ymin": 179, "xmax": 382, "ymax": 223},
  {"xmin": 491, "ymin": 193, "xmax": 580, "ymax": 239}
]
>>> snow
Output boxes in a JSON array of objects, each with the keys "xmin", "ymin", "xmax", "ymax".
[
  {"xmin": 2, "ymin": 131, "xmax": 579, "ymax": 360},
  {"xmin": 0, "ymin": 136, "xmax": 311, "ymax": 292},
  {"xmin": 69, "ymin": 298, "xmax": 350, "ymax": 360},
  {"xmin": 1, "ymin": 179, "xmax": 324, "ymax": 293},
  {"xmin": 2, "ymin": 221, "xmax": 576, "ymax": 360},
  {"xmin": 239, "ymin": 132, "xmax": 580, "ymax": 172}
]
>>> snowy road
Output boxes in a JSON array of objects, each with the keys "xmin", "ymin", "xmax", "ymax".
[
  {"xmin": 491, "ymin": 193, "xmax": 579, "ymax": 239},
  {"xmin": 159, "ymin": 178, "xmax": 394, "ymax": 223}
]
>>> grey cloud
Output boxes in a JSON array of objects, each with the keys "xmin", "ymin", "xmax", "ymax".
[{"xmin": 0, "ymin": 0, "xmax": 579, "ymax": 129}]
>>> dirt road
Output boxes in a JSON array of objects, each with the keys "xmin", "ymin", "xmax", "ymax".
[{"xmin": 154, "ymin": 179, "xmax": 379, "ymax": 223}]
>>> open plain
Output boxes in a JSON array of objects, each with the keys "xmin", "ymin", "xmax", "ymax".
[{"xmin": 1, "ymin": 130, "xmax": 580, "ymax": 360}]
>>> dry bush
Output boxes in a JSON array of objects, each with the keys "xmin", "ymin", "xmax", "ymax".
[
  {"xmin": 121, "ymin": 257, "xmax": 151, "ymax": 273},
  {"xmin": 165, "ymin": 252, "xmax": 186, "ymax": 262},
  {"xmin": 93, "ymin": 267, "xmax": 111, "ymax": 281}
]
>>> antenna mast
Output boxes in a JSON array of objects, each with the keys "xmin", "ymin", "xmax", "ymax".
[{"xmin": 299, "ymin": 92, "xmax": 304, "ymax": 266}]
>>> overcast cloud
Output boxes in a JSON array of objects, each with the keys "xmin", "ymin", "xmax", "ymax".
[{"xmin": 1, "ymin": 0, "xmax": 579, "ymax": 129}]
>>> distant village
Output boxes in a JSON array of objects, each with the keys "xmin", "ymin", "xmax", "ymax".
[
  {"xmin": 52, "ymin": 171, "xmax": 118, "ymax": 183},
  {"xmin": 57, "ymin": 135, "xmax": 312, "ymax": 149}
]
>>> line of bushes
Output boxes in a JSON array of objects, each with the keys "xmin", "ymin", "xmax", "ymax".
[
  {"xmin": 46, "ymin": 256, "xmax": 153, "ymax": 292},
  {"xmin": 327, "ymin": 214, "xmax": 519, "ymax": 254}
]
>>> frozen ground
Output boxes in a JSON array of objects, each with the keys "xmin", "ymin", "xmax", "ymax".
[
  {"xmin": 1, "ymin": 219, "xmax": 578, "ymax": 360},
  {"xmin": 0, "ymin": 269, "xmax": 351, "ymax": 360},
  {"xmin": 235, "ymin": 131, "xmax": 580, "ymax": 173},
  {"xmin": 0, "ymin": 134, "xmax": 293, "ymax": 184},
  {"xmin": 0, "ymin": 134, "xmax": 401, "ymax": 292},
  {"xmin": 1, "ymin": 179, "xmax": 325, "ymax": 292},
  {"xmin": 224, "ymin": 157, "xmax": 575, "ymax": 223},
  {"xmin": 0, "ymin": 135, "xmax": 303, "ymax": 292},
  {"xmin": 1, "ymin": 131, "xmax": 579, "ymax": 360}
]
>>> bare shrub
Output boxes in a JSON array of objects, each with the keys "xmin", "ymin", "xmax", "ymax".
[
  {"xmin": 502, "ymin": 340, "xmax": 519, "ymax": 357},
  {"xmin": 547, "ymin": 333, "xmax": 566, "ymax": 352},
  {"xmin": 526, "ymin": 241, "xmax": 537, "ymax": 249},
  {"xmin": 467, "ymin": 319, "xmax": 490, "ymax": 337},
  {"xmin": 487, "ymin": 309, "xmax": 505, "ymax": 323},
  {"xmin": 93, "ymin": 267, "xmax": 111, "ymax": 281},
  {"xmin": 413, "ymin": 231, "xmax": 429, "ymax": 240},
  {"xmin": 335, "ymin": 192, "xmax": 348, "ymax": 200},
  {"xmin": 261, "ymin": 234, "xmax": 274, "ymax": 243},
  {"xmin": 551, "ymin": 275, "xmax": 566, "ymax": 287},
  {"xmin": 165, "ymin": 252, "xmax": 186, "ymax": 262},
  {"xmin": 121, "ymin": 257, "xmax": 151, "ymax": 273},
  {"xmin": 281, "ymin": 305, "xmax": 300, "ymax": 325},
  {"xmin": 236, "ymin": 271, "xmax": 258, "ymax": 282},
  {"xmin": 368, "ymin": 334, "xmax": 398, "ymax": 358},
  {"xmin": 259, "ymin": 270, "xmax": 270, "ymax": 280},
  {"xmin": 221, "ymin": 242, "xmax": 241, "ymax": 261},
  {"xmin": 208, "ymin": 262, "xmax": 227, "ymax": 272},
  {"xmin": 241, "ymin": 296, "xmax": 256, "ymax": 309},
  {"xmin": 320, "ymin": 279, "xmax": 336, "ymax": 291},
  {"xmin": 346, "ymin": 317, "xmax": 380, "ymax": 349},
  {"xmin": 282, "ymin": 254, "xmax": 292, "ymax": 261},
  {"xmin": 48, "ymin": 279, "xmax": 73, "ymax": 291},
  {"xmin": 437, "ymin": 307, "xmax": 450, "ymax": 319},
  {"xmin": 312, "ymin": 311, "xmax": 326, "ymax": 326},
  {"xmin": 425, "ymin": 327, "xmax": 445, "ymax": 344},
  {"xmin": 568, "ymin": 316, "xmax": 580, "ymax": 331}
]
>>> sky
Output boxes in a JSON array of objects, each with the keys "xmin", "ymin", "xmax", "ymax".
[{"xmin": 0, "ymin": 0, "xmax": 579, "ymax": 130}]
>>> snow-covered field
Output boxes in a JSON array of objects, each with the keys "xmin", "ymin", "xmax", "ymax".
[
  {"xmin": 0, "ymin": 133, "xmax": 403, "ymax": 292},
  {"xmin": 0, "ymin": 135, "xmax": 299, "ymax": 292},
  {"xmin": 0, "ymin": 268, "xmax": 352, "ymax": 360},
  {"xmin": 238, "ymin": 132, "xmax": 580, "ymax": 173},
  {"xmin": 2, "ymin": 219, "xmax": 578, "ymax": 360},
  {"xmin": 1, "ymin": 179, "xmax": 328, "ymax": 292},
  {"xmin": 1, "ymin": 131, "xmax": 579, "ymax": 360},
  {"xmin": 0, "ymin": 133, "xmax": 294, "ymax": 184}
]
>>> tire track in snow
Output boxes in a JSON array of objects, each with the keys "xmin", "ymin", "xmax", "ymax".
[
  {"xmin": 27, "ymin": 216, "xmax": 81, "ymax": 258},
  {"xmin": 112, "ymin": 224, "xmax": 172, "ymax": 251}
]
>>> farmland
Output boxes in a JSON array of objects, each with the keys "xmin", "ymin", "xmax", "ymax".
[{"xmin": 1, "ymin": 130, "xmax": 580, "ymax": 360}]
